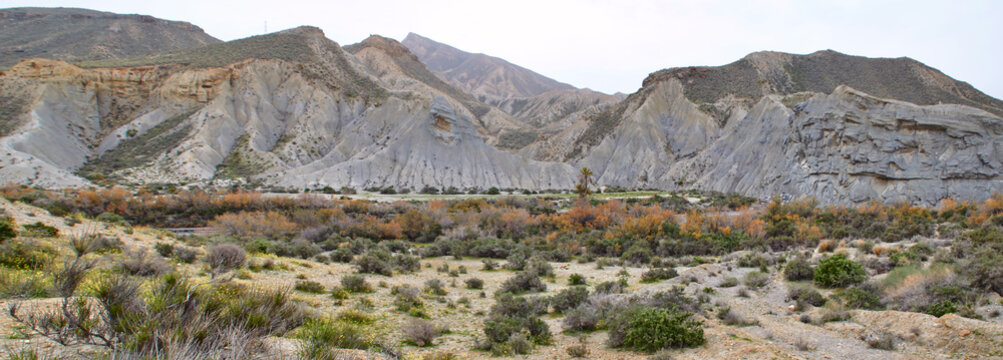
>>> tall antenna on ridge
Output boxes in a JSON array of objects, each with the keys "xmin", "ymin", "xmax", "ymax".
[{"xmin": 264, "ymin": 21, "xmax": 267, "ymax": 34}]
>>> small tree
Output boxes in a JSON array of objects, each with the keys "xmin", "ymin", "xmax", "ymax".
[{"xmin": 576, "ymin": 167, "xmax": 594, "ymax": 199}]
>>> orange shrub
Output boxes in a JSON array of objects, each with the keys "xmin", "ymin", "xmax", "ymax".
[{"xmin": 610, "ymin": 208, "xmax": 674, "ymax": 241}]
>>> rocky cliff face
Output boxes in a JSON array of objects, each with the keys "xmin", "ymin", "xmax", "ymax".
[
  {"xmin": 550, "ymin": 51, "xmax": 1003, "ymax": 204},
  {"xmin": 0, "ymin": 7, "xmax": 220, "ymax": 67},
  {"xmin": 0, "ymin": 19, "xmax": 999, "ymax": 205},
  {"xmin": 0, "ymin": 27, "xmax": 576, "ymax": 191}
]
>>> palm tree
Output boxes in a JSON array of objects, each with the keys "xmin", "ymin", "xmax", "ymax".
[{"xmin": 576, "ymin": 167, "xmax": 594, "ymax": 199}]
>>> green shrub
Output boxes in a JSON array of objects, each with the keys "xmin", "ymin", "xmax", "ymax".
[
  {"xmin": 784, "ymin": 256, "xmax": 814, "ymax": 281},
  {"xmin": 12, "ymin": 272, "xmax": 306, "ymax": 358},
  {"xmin": 96, "ymin": 212, "xmax": 129, "ymax": 226},
  {"xmin": 465, "ymin": 277, "xmax": 484, "ymax": 289},
  {"xmin": 335, "ymin": 309, "xmax": 374, "ymax": 325},
  {"xmin": 424, "ymin": 279, "xmax": 447, "ymax": 295},
  {"xmin": 568, "ymin": 273, "xmax": 586, "ymax": 286},
  {"xmin": 550, "ymin": 287, "xmax": 589, "ymax": 313},
  {"xmin": 171, "ymin": 245, "xmax": 199, "ymax": 263},
  {"xmin": 154, "ymin": 242, "xmax": 174, "ymax": 257},
  {"xmin": 562, "ymin": 306, "xmax": 600, "ymax": 332},
  {"xmin": 607, "ymin": 307, "xmax": 705, "ymax": 352},
  {"xmin": 294, "ymin": 280, "xmax": 326, "ymax": 294},
  {"xmin": 814, "ymin": 254, "xmax": 866, "ymax": 288},
  {"xmin": 330, "ymin": 286, "xmax": 349, "ymax": 300},
  {"xmin": 738, "ymin": 254, "xmax": 773, "ymax": 268},
  {"xmin": 743, "ymin": 271, "xmax": 770, "ymax": 289},
  {"xmin": 0, "ymin": 217, "xmax": 16, "ymax": 242},
  {"xmin": 622, "ymin": 244, "xmax": 653, "ymax": 265},
  {"xmin": 354, "ymin": 249, "xmax": 393, "ymax": 276},
  {"xmin": 21, "ymin": 222, "xmax": 58, "ymax": 238},
  {"xmin": 526, "ymin": 256, "xmax": 554, "ymax": 277},
  {"xmin": 341, "ymin": 275, "xmax": 372, "ymax": 293},
  {"xmin": 593, "ymin": 279, "xmax": 627, "ymax": 294},
  {"xmin": 0, "ymin": 269, "xmax": 49, "ymax": 298},
  {"xmin": 295, "ymin": 317, "xmax": 373, "ymax": 358},
  {"xmin": 787, "ymin": 284, "xmax": 826, "ymax": 307},
  {"xmin": 498, "ymin": 271, "xmax": 546, "ymax": 294},
  {"xmin": 840, "ymin": 284, "xmax": 883, "ymax": 310},
  {"xmin": 718, "ymin": 276, "xmax": 739, "ymax": 288},
  {"xmin": 330, "ymin": 247, "xmax": 354, "ymax": 263},
  {"xmin": 925, "ymin": 300, "xmax": 957, "ymax": 317},
  {"xmin": 482, "ymin": 294, "xmax": 552, "ymax": 353},
  {"xmin": 0, "ymin": 241, "xmax": 57, "ymax": 270},
  {"xmin": 963, "ymin": 246, "xmax": 1003, "ymax": 295},
  {"xmin": 641, "ymin": 267, "xmax": 678, "ymax": 283},
  {"xmin": 393, "ymin": 285, "xmax": 425, "ymax": 316}
]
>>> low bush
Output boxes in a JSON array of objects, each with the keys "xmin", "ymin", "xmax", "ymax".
[
  {"xmin": 562, "ymin": 305, "xmax": 600, "ymax": 332},
  {"xmin": 172, "ymin": 245, "xmax": 200, "ymax": 263},
  {"xmin": 294, "ymin": 280, "xmax": 326, "ymax": 294},
  {"xmin": 465, "ymin": 277, "xmax": 484, "ymax": 289},
  {"xmin": 354, "ymin": 248, "xmax": 419, "ymax": 276},
  {"xmin": 593, "ymin": 279, "xmax": 628, "ymax": 294},
  {"xmin": 607, "ymin": 306, "xmax": 705, "ymax": 352},
  {"xmin": 403, "ymin": 319, "xmax": 441, "ymax": 346},
  {"xmin": 341, "ymin": 274, "xmax": 372, "ymax": 293},
  {"xmin": 0, "ymin": 269, "xmax": 49, "ymax": 298},
  {"xmin": 336, "ymin": 309, "xmax": 374, "ymax": 325},
  {"xmin": 641, "ymin": 267, "xmax": 678, "ymax": 283},
  {"xmin": 787, "ymin": 284, "xmax": 826, "ymax": 307},
  {"xmin": 568, "ymin": 273, "xmax": 586, "ymax": 285},
  {"xmin": 118, "ymin": 249, "xmax": 172, "ymax": 276},
  {"xmin": 498, "ymin": 271, "xmax": 546, "ymax": 294},
  {"xmin": 11, "ymin": 272, "xmax": 306, "ymax": 359},
  {"xmin": 963, "ymin": 245, "xmax": 1003, "ymax": 295},
  {"xmin": 717, "ymin": 307, "xmax": 758, "ymax": 326},
  {"xmin": 743, "ymin": 271, "xmax": 770, "ymax": 289},
  {"xmin": 330, "ymin": 247, "xmax": 354, "ymax": 263},
  {"xmin": 718, "ymin": 276, "xmax": 738, "ymax": 288},
  {"xmin": 784, "ymin": 256, "xmax": 814, "ymax": 281},
  {"xmin": 566, "ymin": 338, "xmax": 589, "ymax": 358},
  {"xmin": 550, "ymin": 287, "xmax": 589, "ymax": 313},
  {"xmin": 206, "ymin": 244, "xmax": 246, "ymax": 277},
  {"xmin": 96, "ymin": 212, "xmax": 129, "ymax": 226},
  {"xmin": 154, "ymin": 242, "xmax": 174, "ymax": 257},
  {"xmin": 425, "ymin": 279, "xmax": 447, "ymax": 295},
  {"xmin": 296, "ymin": 317, "xmax": 374, "ymax": 358},
  {"xmin": 482, "ymin": 259, "xmax": 499, "ymax": 271},
  {"xmin": 393, "ymin": 285, "xmax": 426, "ymax": 317},
  {"xmin": 863, "ymin": 330, "xmax": 897, "ymax": 350},
  {"xmin": 814, "ymin": 254, "xmax": 866, "ymax": 288},
  {"xmin": 840, "ymin": 283, "xmax": 883, "ymax": 310},
  {"xmin": 925, "ymin": 300, "xmax": 958, "ymax": 317},
  {"xmin": 482, "ymin": 294, "xmax": 552, "ymax": 354},
  {"xmin": 526, "ymin": 256, "xmax": 554, "ymax": 277},
  {"xmin": 0, "ymin": 240, "xmax": 57, "ymax": 270},
  {"xmin": 0, "ymin": 217, "xmax": 15, "ymax": 242},
  {"xmin": 738, "ymin": 253, "xmax": 773, "ymax": 268},
  {"xmin": 21, "ymin": 222, "xmax": 58, "ymax": 237}
]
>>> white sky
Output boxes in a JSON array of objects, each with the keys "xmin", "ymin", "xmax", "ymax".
[{"xmin": 7, "ymin": 0, "xmax": 1003, "ymax": 99}]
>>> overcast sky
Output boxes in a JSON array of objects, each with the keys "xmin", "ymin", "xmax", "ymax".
[{"xmin": 9, "ymin": 0, "xmax": 1003, "ymax": 99}]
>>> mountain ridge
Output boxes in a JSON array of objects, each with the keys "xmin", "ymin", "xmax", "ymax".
[
  {"xmin": 0, "ymin": 7, "xmax": 219, "ymax": 68},
  {"xmin": 402, "ymin": 32, "xmax": 576, "ymax": 100}
]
